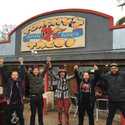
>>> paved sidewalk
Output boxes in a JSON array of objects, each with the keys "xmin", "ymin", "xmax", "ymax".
[{"xmin": 24, "ymin": 103, "xmax": 120, "ymax": 125}]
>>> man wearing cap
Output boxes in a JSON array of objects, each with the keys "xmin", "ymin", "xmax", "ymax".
[
  {"xmin": 49, "ymin": 65, "xmax": 75, "ymax": 125},
  {"xmin": 94, "ymin": 63, "xmax": 125, "ymax": 125}
]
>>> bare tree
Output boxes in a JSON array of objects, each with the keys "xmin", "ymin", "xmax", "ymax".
[
  {"xmin": 115, "ymin": 0, "xmax": 125, "ymax": 25},
  {"xmin": 117, "ymin": 0, "xmax": 125, "ymax": 9}
]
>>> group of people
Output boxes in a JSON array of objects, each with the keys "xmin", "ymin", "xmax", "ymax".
[{"xmin": 0, "ymin": 56, "xmax": 125, "ymax": 125}]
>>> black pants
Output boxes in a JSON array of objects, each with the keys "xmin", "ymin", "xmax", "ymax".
[
  {"xmin": 7, "ymin": 103, "xmax": 24, "ymax": 125},
  {"xmin": 78, "ymin": 96, "xmax": 95, "ymax": 125},
  {"xmin": 30, "ymin": 94, "xmax": 44, "ymax": 125},
  {"xmin": 106, "ymin": 101, "xmax": 125, "ymax": 125}
]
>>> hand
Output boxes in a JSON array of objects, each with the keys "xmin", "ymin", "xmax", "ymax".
[
  {"xmin": 18, "ymin": 57, "xmax": 24, "ymax": 64},
  {"xmin": 46, "ymin": 56, "xmax": 51, "ymax": 63},
  {"xmin": 23, "ymin": 96, "xmax": 26, "ymax": 100},
  {"xmin": 93, "ymin": 64, "xmax": 98, "ymax": 70},
  {"xmin": 48, "ymin": 62, "xmax": 52, "ymax": 69},
  {"xmin": 6, "ymin": 99, "xmax": 10, "ymax": 105},
  {"xmin": 0, "ymin": 58, "xmax": 4, "ymax": 65},
  {"xmin": 74, "ymin": 65, "xmax": 79, "ymax": 70},
  {"xmin": 46, "ymin": 57, "xmax": 52, "ymax": 68}
]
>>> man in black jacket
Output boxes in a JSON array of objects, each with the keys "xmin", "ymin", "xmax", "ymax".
[
  {"xmin": 6, "ymin": 70, "xmax": 25, "ymax": 125},
  {"xmin": 95, "ymin": 63, "xmax": 125, "ymax": 125},
  {"xmin": 0, "ymin": 57, "xmax": 25, "ymax": 125}
]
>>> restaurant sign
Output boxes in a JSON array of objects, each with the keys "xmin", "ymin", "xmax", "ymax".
[{"xmin": 21, "ymin": 16, "xmax": 85, "ymax": 51}]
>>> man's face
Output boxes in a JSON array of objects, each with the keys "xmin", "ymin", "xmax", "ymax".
[
  {"xmin": 11, "ymin": 71, "xmax": 19, "ymax": 81},
  {"xmin": 59, "ymin": 71, "xmax": 66, "ymax": 78},
  {"xmin": 33, "ymin": 68, "xmax": 40, "ymax": 76},
  {"xmin": 111, "ymin": 66, "xmax": 119, "ymax": 75},
  {"xmin": 83, "ymin": 72, "xmax": 90, "ymax": 80}
]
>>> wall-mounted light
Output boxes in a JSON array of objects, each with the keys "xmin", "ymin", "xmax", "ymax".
[{"xmin": 31, "ymin": 49, "xmax": 38, "ymax": 55}]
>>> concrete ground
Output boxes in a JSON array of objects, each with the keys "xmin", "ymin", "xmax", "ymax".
[{"xmin": 24, "ymin": 103, "xmax": 120, "ymax": 125}]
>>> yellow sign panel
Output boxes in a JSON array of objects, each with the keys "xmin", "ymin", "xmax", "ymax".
[{"xmin": 21, "ymin": 16, "xmax": 85, "ymax": 51}]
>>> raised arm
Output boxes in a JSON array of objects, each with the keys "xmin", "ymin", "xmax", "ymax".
[
  {"xmin": 18, "ymin": 57, "xmax": 26, "ymax": 98},
  {"xmin": 93, "ymin": 64, "xmax": 108, "ymax": 97},
  {"xmin": 41, "ymin": 64, "xmax": 49, "ymax": 77},
  {"xmin": 74, "ymin": 65, "xmax": 82, "ymax": 84},
  {"xmin": 41, "ymin": 57, "xmax": 52, "ymax": 77},
  {"xmin": 18, "ymin": 57, "xmax": 26, "ymax": 81},
  {"xmin": 49, "ymin": 67, "xmax": 59, "ymax": 80},
  {"xmin": 93, "ymin": 64, "xmax": 107, "ymax": 81},
  {"xmin": 67, "ymin": 74, "xmax": 75, "ymax": 80},
  {"xmin": 18, "ymin": 57, "xmax": 34, "ymax": 80}
]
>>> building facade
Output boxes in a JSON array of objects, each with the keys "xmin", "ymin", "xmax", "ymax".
[{"xmin": 0, "ymin": 9, "xmax": 125, "ymax": 66}]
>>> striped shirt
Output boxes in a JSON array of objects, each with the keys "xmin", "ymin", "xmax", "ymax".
[
  {"xmin": 49, "ymin": 69, "xmax": 74, "ymax": 99},
  {"xmin": 55, "ymin": 78, "xmax": 69, "ymax": 99}
]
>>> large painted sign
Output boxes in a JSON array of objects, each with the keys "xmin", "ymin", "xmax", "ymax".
[{"xmin": 21, "ymin": 16, "xmax": 85, "ymax": 51}]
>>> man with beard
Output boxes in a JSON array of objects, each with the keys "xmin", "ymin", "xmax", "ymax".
[{"xmin": 94, "ymin": 63, "xmax": 125, "ymax": 125}]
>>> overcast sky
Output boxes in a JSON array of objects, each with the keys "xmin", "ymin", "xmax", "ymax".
[{"xmin": 0, "ymin": 0, "xmax": 125, "ymax": 27}]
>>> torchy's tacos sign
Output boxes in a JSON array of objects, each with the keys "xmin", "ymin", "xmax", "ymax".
[{"xmin": 21, "ymin": 16, "xmax": 85, "ymax": 51}]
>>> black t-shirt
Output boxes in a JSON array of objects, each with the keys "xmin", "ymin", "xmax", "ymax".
[{"xmin": 80, "ymin": 80, "xmax": 96, "ymax": 103}]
